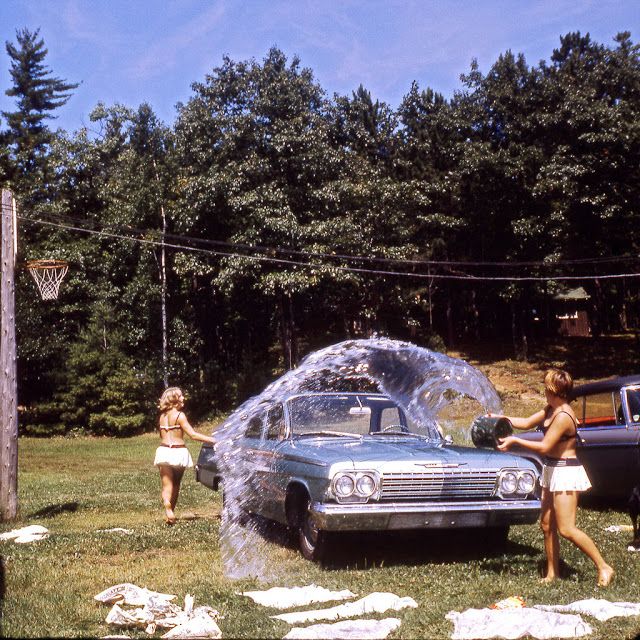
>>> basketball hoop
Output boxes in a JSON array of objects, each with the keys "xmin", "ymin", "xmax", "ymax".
[{"xmin": 26, "ymin": 259, "xmax": 69, "ymax": 300}]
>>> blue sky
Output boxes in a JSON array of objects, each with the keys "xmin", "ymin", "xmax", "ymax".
[{"xmin": 1, "ymin": 1, "xmax": 638, "ymax": 133}]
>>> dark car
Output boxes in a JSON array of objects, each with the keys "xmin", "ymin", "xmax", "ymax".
[
  {"xmin": 509, "ymin": 375, "xmax": 640, "ymax": 497},
  {"xmin": 196, "ymin": 392, "xmax": 541, "ymax": 561}
]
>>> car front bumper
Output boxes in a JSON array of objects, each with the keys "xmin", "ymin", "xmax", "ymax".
[{"xmin": 312, "ymin": 499, "xmax": 541, "ymax": 531}]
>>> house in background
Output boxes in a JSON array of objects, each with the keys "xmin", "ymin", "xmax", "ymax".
[{"xmin": 553, "ymin": 287, "xmax": 591, "ymax": 337}]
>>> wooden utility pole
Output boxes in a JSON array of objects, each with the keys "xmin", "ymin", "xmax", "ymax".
[{"xmin": 1, "ymin": 189, "xmax": 18, "ymax": 520}]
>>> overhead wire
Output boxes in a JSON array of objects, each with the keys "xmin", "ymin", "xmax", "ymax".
[
  {"xmin": 11, "ymin": 210, "xmax": 640, "ymax": 283},
  {"xmin": 6, "ymin": 204, "xmax": 639, "ymax": 269}
]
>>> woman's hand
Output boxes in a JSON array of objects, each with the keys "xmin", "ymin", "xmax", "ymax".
[{"xmin": 497, "ymin": 435, "xmax": 517, "ymax": 451}]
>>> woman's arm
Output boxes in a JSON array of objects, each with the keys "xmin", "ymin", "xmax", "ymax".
[
  {"xmin": 497, "ymin": 412, "xmax": 573, "ymax": 454},
  {"xmin": 491, "ymin": 408, "xmax": 546, "ymax": 431},
  {"xmin": 178, "ymin": 413, "xmax": 215, "ymax": 444}
]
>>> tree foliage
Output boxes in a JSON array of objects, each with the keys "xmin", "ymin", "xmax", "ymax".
[{"xmin": 2, "ymin": 31, "xmax": 640, "ymax": 435}]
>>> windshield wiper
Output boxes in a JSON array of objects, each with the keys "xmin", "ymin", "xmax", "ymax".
[
  {"xmin": 295, "ymin": 430, "xmax": 361, "ymax": 439},
  {"xmin": 370, "ymin": 430, "xmax": 417, "ymax": 436}
]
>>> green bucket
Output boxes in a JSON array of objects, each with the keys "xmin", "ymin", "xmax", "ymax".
[{"xmin": 471, "ymin": 416, "xmax": 513, "ymax": 449}]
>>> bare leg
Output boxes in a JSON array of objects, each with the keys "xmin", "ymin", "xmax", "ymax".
[
  {"xmin": 540, "ymin": 488, "xmax": 560, "ymax": 582},
  {"xmin": 554, "ymin": 491, "xmax": 614, "ymax": 586},
  {"xmin": 159, "ymin": 465, "xmax": 176, "ymax": 524},
  {"xmin": 170, "ymin": 468, "xmax": 185, "ymax": 512}
]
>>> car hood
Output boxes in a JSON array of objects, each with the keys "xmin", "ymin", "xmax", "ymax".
[{"xmin": 287, "ymin": 436, "xmax": 535, "ymax": 470}]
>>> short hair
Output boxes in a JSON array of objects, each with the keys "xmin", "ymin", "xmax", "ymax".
[
  {"xmin": 544, "ymin": 369, "xmax": 573, "ymax": 400},
  {"xmin": 159, "ymin": 387, "xmax": 183, "ymax": 412}
]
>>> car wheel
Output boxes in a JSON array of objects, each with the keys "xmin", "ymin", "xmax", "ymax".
[{"xmin": 298, "ymin": 502, "xmax": 330, "ymax": 562}]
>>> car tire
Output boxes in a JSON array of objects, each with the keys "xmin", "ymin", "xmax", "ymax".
[{"xmin": 298, "ymin": 502, "xmax": 330, "ymax": 562}]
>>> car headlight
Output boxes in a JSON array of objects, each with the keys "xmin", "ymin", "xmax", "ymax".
[
  {"xmin": 332, "ymin": 471, "xmax": 379, "ymax": 502},
  {"xmin": 356, "ymin": 474, "xmax": 376, "ymax": 497},
  {"xmin": 517, "ymin": 471, "xmax": 536, "ymax": 494},
  {"xmin": 497, "ymin": 469, "xmax": 537, "ymax": 497},
  {"xmin": 334, "ymin": 474, "xmax": 355, "ymax": 497},
  {"xmin": 500, "ymin": 471, "xmax": 518, "ymax": 494}
]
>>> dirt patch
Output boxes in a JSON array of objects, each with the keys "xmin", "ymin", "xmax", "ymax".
[{"xmin": 451, "ymin": 335, "xmax": 639, "ymax": 396}]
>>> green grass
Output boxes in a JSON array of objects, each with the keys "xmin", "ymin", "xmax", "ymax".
[{"xmin": 2, "ymin": 434, "xmax": 640, "ymax": 638}]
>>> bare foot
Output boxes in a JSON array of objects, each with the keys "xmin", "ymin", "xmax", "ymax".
[
  {"xmin": 539, "ymin": 575, "xmax": 559, "ymax": 584},
  {"xmin": 163, "ymin": 502, "xmax": 176, "ymax": 525},
  {"xmin": 598, "ymin": 566, "xmax": 615, "ymax": 587}
]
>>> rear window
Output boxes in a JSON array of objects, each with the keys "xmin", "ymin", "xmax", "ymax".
[{"xmin": 575, "ymin": 392, "xmax": 619, "ymax": 427}]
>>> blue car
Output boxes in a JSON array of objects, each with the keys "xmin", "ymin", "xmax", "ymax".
[{"xmin": 196, "ymin": 392, "xmax": 541, "ymax": 561}]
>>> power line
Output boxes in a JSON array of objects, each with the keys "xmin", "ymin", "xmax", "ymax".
[
  {"xmin": 16, "ymin": 214, "xmax": 640, "ymax": 283},
  {"xmin": 3, "ymin": 203, "xmax": 639, "ymax": 270}
]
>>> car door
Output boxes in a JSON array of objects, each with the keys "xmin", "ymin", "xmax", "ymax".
[
  {"xmin": 232, "ymin": 414, "xmax": 267, "ymax": 515},
  {"xmin": 575, "ymin": 389, "xmax": 640, "ymax": 496},
  {"xmin": 256, "ymin": 403, "xmax": 288, "ymax": 521}
]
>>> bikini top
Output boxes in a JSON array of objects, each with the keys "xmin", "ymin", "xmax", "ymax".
[
  {"xmin": 540, "ymin": 409, "xmax": 577, "ymax": 442},
  {"xmin": 159, "ymin": 411, "xmax": 182, "ymax": 432}
]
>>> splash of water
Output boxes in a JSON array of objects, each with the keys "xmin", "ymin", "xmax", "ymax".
[{"xmin": 214, "ymin": 337, "xmax": 501, "ymax": 579}]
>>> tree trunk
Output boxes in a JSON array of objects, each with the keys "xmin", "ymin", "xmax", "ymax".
[
  {"xmin": 279, "ymin": 293, "xmax": 298, "ymax": 370},
  {"xmin": 153, "ymin": 160, "xmax": 168, "ymax": 387},
  {"xmin": 1, "ymin": 190, "xmax": 18, "ymax": 521}
]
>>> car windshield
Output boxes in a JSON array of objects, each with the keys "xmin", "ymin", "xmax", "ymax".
[{"xmin": 287, "ymin": 394, "xmax": 440, "ymax": 440}]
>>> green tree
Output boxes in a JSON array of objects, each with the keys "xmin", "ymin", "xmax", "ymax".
[{"xmin": 2, "ymin": 27, "xmax": 78, "ymax": 189}]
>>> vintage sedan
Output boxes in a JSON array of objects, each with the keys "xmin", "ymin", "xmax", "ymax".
[
  {"xmin": 196, "ymin": 392, "xmax": 541, "ymax": 561},
  {"xmin": 506, "ymin": 375, "xmax": 640, "ymax": 498}
]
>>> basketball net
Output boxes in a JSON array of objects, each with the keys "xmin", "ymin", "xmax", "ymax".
[{"xmin": 26, "ymin": 260, "xmax": 69, "ymax": 300}]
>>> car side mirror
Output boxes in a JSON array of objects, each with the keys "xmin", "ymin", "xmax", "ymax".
[{"xmin": 443, "ymin": 434, "xmax": 453, "ymax": 445}]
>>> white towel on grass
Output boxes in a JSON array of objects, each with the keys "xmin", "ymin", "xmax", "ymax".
[
  {"xmin": 0, "ymin": 524, "xmax": 49, "ymax": 543},
  {"xmin": 240, "ymin": 584, "xmax": 356, "ymax": 608},
  {"xmin": 283, "ymin": 617, "xmax": 401, "ymax": 639},
  {"xmin": 536, "ymin": 598, "xmax": 640, "ymax": 622},
  {"xmin": 446, "ymin": 607, "xmax": 592, "ymax": 639},
  {"xmin": 272, "ymin": 593, "xmax": 417, "ymax": 625}
]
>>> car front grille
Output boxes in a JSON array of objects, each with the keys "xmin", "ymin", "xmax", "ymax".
[{"xmin": 380, "ymin": 469, "xmax": 498, "ymax": 500}]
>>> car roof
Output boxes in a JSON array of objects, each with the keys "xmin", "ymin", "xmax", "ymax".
[
  {"xmin": 572, "ymin": 375, "xmax": 640, "ymax": 399},
  {"xmin": 286, "ymin": 392, "xmax": 389, "ymax": 401}
]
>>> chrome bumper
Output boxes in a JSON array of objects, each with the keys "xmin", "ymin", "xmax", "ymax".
[{"xmin": 312, "ymin": 499, "xmax": 541, "ymax": 531}]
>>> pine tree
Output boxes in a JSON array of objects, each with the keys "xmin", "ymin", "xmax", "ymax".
[{"xmin": 2, "ymin": 27, "xmax": 78, "ymax": 184}]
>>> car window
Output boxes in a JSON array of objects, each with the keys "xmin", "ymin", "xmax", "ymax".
[
  {"xmin": 266, "ymin": 404, "xmax": 286, "ymax": 440},
  {"xmin": 380, "ymin": 407, "xmax": 403, "ymax": 429},
  {"xmin": 577, "ymin": 392, "xmax": 618, "ymax": 427},
  {"xmin": 624, "ymin": 388, "xmax": 640, "ymax": 424},
  {"xmin": 244, "ymin": 415, "xmax": 263, "ymax": 439},
  {"xmin": 289, "ymin": 396, "xmax": 372, "ymax": 436},
  {"xmin": 286, "ymin": 395, "xmax": 440, "ymax": 439}
]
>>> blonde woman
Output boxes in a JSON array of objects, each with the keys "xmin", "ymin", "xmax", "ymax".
[
  {"xmin": 155, "ymin": 387, "xmax": 215, "ymax": 524},
  {"xmin": 497, "ymin": 368, "xmax": 614, "ymax": 586}
]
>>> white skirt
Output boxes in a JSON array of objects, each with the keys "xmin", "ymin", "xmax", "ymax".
[
  {"xmin": 541, "ymin": 459, "xmax": 591, "ymax": 492},
  {"xmin": 154, "ymin": 445, "xmax": 193, "ymax": 468}
]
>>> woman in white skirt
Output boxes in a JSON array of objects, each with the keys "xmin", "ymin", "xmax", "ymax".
[
  {"xmin": 496, "ymin": 368, "xmax": 614, "ymax": 586},
  {"xmin": 155, "ymin": 387, "xmax": 215, "ymax": 524}
]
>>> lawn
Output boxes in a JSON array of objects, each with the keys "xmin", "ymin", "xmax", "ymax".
[
  {"xmin": 2, "ymin": 337, "xmax": 640, "ymax": 639},
  {"xmin": 2, "ymin": 432, "xmax": 640, "ymax": 639}
]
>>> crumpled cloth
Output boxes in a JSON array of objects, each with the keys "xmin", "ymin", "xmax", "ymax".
[
  {"xmin": 272, "ymin": 592, "xmax": 417, "ymax": 625},
  {"xmin": 240, "ymin": 584, "xmax": 356, "ymax": 608},
  {"xmin": 0, "ymin": 524, "xmax": 49, "ymax": 543},
  {"xmin": 536, "ymin": 598, "xmax": 640, "ymax": 622},
  {"xmin": 95, "ymin": 583, "xmax": 176, "ymax": 606},
  {"xmin": 604, "ymin": 524, "xmax": 633, "ymax": 533},
  {"xmin": 160, "ymin": 609, "xmax": 222, "ymax": 639},
  {"xmin": 100, "ymin": 587, "xmax": 221, "ymax": 638},
  {"xmin": 446, "ymin": 607, "xmax": 592, "ymax": 639},
  {"xmin": 283, "ymin": 617, "xmax": 401, "ymax": 639}
]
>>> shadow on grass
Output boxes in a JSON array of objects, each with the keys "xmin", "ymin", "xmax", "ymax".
[
  {"xmin": 249, "ymin": 518, "xmax": 539, "ymax": 571},
  {"xmin": 28, "ymin": 501, "xmax": 79, "ymax": 519},
  {"xmin": 317, "ymin": 530, "xmax": 539, "ymax": 571}
]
